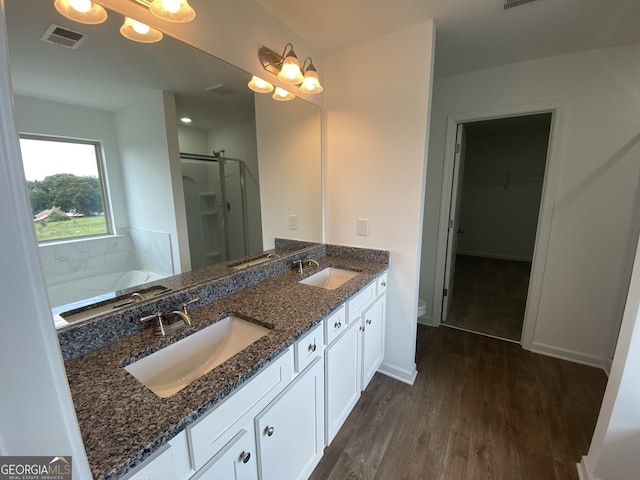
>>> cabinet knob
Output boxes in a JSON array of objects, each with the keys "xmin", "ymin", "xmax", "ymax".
[
  {"xmin": 334, "ymin": 321, "xmax": 342, "ymax": 329},
  {"xmin": 381, "ymin": 281, "xmax": 387, "ymax": 287},
  {"xmin": 239, "ymin": 451, "xmax": 251, "ymax": 464},
  {"xmin": 308, "ymin": 343, "xmax": 317, "ymax": 352},
  {"xmin": 264, "ymin": 426, "xmax": 275, "ymax": 437},
  {"xmin": 360, "ymin": 326, "xmax": 365, "ymax": 332},
  {"xmin": 366, "ymin": 319, "xmax": 372, "ymax": 325}
]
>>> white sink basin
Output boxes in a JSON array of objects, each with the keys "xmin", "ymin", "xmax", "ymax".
[
  {"xmin": 125, "ymin": 316, "xmax": 270, "ymax": 398},
  {"xmin": 299, "ymin": 267, "xmax": 359, "ymax": 290}
]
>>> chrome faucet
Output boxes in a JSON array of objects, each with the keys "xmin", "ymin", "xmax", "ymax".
[
  {"xmin": 293, "ymin": 258, "xmax": 320, "ymax": 275},
  {"xmin": 139, "ymin": 298, "xmax": 199, "ymax": 336}
]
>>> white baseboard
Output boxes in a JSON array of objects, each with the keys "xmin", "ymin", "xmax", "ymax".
[
  {"xmin": 531, "ymin": 342, "xmax": 606, "ymax": 370},
  {"xmin": 417, "ymin": 315, "xmax": 435, "ymax": 326},
  {"xmin": 604, "ymin": 357, "xmax": 613, "ymax": 377},
  {"xmin": 577, "ymin": 456, "xmax": 601, "ymax": 480},
  {"xmin": 378, "ymin": 362, "xmax": 418, "ymax": 385}
]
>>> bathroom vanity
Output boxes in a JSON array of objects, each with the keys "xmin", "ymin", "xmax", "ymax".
[{"xmin": 60, "ymin": 243, "xmax": 389, "ymax": 479}]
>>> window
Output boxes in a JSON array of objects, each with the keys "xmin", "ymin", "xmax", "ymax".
[{"xmin": 19, "ymin": 135, "xmax": 111, "ymax": 242}]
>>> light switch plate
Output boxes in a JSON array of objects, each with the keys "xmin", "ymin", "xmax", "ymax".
[
  {"xmin": 288, "ymin": 214, "xmax": 299, "ymax": 230},
  {"xmin": 357, "ymin": 218, "xmax": 369, "ymax": 236}
]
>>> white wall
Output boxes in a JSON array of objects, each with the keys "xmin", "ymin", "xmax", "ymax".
[
  {"xmin": 421, "ymin": 43, "xmax": 640, "ymax": 365},
  {"xmin": 580, "ymin": 233, "xmax": 640, "ymax": 480},
  {"xmin": 177, "ymin": 124, "xmax": 208, "ymax": 154},
  {"xmin": 116, "ymin": 90, "xmax": 186, "ymax": 273},
  {"xmin": 256, "ymin": 93, "xmax": 322, "ymax": 248},
  {"xmin": 325, "ymin": 21, "xmax": 435, "ymax": 384},
  {"xmin": 0, "ymin": 6, "xmax": 92, "ymax": 476},
  {"xmin": 458, "ymin": 130, "xmax": 548, "ymax": 261}
]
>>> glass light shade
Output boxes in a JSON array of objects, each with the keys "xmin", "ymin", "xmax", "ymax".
[
  {"xmin": 277, "ymin": 51, "xmax": 304, "ymax": 84},
  {"xmin": 149, "ymin": 0, "xmax": 196, "ymax": 23},
  {"xmin": 54, "ymin": 0, "xmax": 107, "ymax": 24},
  {"xmin": 120, "ymin": 17, "xmax": 164, "ymax": 43},
  {"xmin": 248, "ymin": 76, "xmax": 274, "ymax": 93},
  {"xmin": 299, "ymin": 67, "xmax": 323, "ymax": 94},
  {"xmin": 273, "ymin": 87, "xmax": 295, "ymax": 102}
]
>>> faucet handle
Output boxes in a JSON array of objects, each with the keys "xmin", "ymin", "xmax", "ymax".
[
  {"xmin": 181, "ymin": 298, "xmax": 199, "ymax": 313},
  {"xmin": 140, "ymin": 312, "xmax": 165, "ymax": 336}
]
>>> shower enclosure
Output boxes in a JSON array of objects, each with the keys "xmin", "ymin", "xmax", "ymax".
[{"xmin": 180, "ymin": 153, "xmax": 249, "ymax": 269}]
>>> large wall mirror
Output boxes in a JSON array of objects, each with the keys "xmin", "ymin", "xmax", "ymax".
[{"xmin": 6, "ymin": 0, "xmax": 322, "ymax": 320}]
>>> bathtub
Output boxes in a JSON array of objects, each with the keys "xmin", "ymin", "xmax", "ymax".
[{"xmin": 48, "ymin": 269, "xmax": 168, "ymax": 310}]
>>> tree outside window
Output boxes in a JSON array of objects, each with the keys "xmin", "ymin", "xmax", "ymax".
[{"xmin": 19, "ymin": 135, "xmax": 111, "ymax": 242}]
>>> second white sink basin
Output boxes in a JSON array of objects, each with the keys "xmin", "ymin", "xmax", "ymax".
[
  {"xmin": 299, "ymin": 267, "xmax": 359, "ymax": 290},
  {"xmin": 125, "ymin": 316, "xmax": 270, "ymax": 398}
]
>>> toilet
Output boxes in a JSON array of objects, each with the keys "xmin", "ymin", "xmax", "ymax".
[{"xmin": 417, "ymin": 298, "xmax": 427, "ymax": 318}]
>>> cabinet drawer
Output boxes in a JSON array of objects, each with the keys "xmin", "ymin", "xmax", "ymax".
[
  {"xmin": 295, "ymin": 322, "xmax": 323, "ymax": 373},
  {"xmin": 191, "ymin": 428, "xmax": 257, "ymax": 480},
  {"xmin": 347, "ymin": 282, "xmax": 376, "ymax": 322},
  {"xmin": 188, "ymin": 349, "xmax": 292, "ymax": 470},
  {"xmin": 377, "ymin": 272, "xmax": 388, "ymax": 296},
  {"xmin": 324, "ymin": 305, "xmax": 346, "ymax": 346}
]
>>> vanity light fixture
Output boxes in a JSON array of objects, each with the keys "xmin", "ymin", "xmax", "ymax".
[
  {"xmin": 148, "ymin": 0, "xmax": 196, "ymax": 23},
  {"xmin": 272, "ymin": 87, "xmax": 295, "ymax": 102},
  {"xmin": 120, "ymin": 17, "xmax": 163, "ymax": 43},
  {"xmin": 180, "ymin": 116, "xmax": 192, "ymax": 124},
  {"xmin": 258, "ymin": 44, "xmax": 324, "ymax": 94},
  {"xmin": 54, "ymin": 0, "xmax": 108, "ymax": 24},
  {"xmin": 299, "ymin": 58, "xmax": 323, "ymax": 94},
  {"xmin": 247, "ymin": 75, "xmax": 274, "ymax": 94}
]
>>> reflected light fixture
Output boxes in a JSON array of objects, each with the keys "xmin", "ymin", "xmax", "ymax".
[
  {"xmin": 180, "ymin": 117, "xmax": 192, "ymax": 124},
  {"xmin": 54, "ymin": 0, "xmax": 107, "ymax": 24},
  {"xmin": 120, "ymin": 17, "xmax": 163, "ymax": 43},
  {"xmin": 149, "ymin": 0, "xmax": 196, "ymax": 23},
  {"xmin": 258, "ymin": 44, "xmax": 324, "ymax": 95},
  {"xmin": 272, "ymin": 87, "xmax": 295, "ymax": 102},
  {"xmin": 247, "ymin": 76, "xmax": 274, "ymax": 94}
]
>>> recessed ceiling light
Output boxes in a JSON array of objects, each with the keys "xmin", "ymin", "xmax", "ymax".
[{"xmin": 180, "ymin": 117, "xmax": 192, "ymax": 124}]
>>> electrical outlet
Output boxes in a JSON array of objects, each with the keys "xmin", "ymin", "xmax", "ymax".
[
  {"xmin": 357, "ymin": 218, "xmax": 369, "ymax": 236},
  {"xmin": 288, "ymin": 214, "xmax": 299, "ymax": 230}
]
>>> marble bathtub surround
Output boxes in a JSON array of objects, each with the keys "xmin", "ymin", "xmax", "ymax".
[{"xmin": 62, "ymin": 244, "xmax": 388, "ymax": 479}]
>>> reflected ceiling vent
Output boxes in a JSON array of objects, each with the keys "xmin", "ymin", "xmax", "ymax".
[
  {"xmin": 206, "ymin": 84, "xmax": 239, "ymax": 96},
  {"xmin": 498, "ymin": 0, "xmax": 540, "ymax": 10},
  {"xmin": 41, "ymin": 24, "xmax": 87, "ymax": 49}
]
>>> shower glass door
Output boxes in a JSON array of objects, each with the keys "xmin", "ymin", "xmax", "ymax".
[{"xmin": 180, "ymin": 154, "xmax": 248, "ymax": 269}]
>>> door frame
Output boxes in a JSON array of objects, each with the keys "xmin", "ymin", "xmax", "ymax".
[{"xmin": 433, "ymin": 100, "xmax": 566, "ymax": 349}]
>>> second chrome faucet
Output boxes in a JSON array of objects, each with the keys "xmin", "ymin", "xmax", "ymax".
[{"xmin": 140, "ymin": 298, "xmax": 199, "ymax": 336}]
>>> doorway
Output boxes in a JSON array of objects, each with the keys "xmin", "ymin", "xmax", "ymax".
[{"xmin": 441, "ymin": 113, "xmax": 552, "ymax": 342}]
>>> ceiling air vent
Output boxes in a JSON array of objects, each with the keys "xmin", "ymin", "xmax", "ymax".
[
  {"xmin": 41, "ymin": 24, "xmax": 87, "ymax": 49},
  {"xmin": 498, "ymin": 0, "xmax": 540, "ymax": 10},
  {"xmin": 206, "ymin": 84, "xmax": 239, "ymax": 96}
]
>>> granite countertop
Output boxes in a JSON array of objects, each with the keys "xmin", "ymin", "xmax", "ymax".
[{"xmin": 64, "ymin": 255, "xmax": 388, "ymax": 479}]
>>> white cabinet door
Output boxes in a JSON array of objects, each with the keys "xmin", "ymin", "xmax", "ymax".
[
  {"xmin": 325, "ymin": 319, "xmax": 360, "ymax": 445},
  {"xmin": 255, "ymin": 357, "xmax": 324, "ymax": 480},
  {"xmin": 361, "ymin": 294, "xmax": 386, "ymax": 390},
  {"xmin": 192, "ymin": 428, "xmax": 258, "ymax": 480}
]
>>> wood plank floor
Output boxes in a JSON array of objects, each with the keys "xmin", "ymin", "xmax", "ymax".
[{"xmin": 309, "ymin": 325, "xmax": 608, "ymax": 480}]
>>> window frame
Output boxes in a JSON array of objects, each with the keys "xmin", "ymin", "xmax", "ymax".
[{"xmin": 19, "ymin": 133, "xmax": 114, "ymax": 244}]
